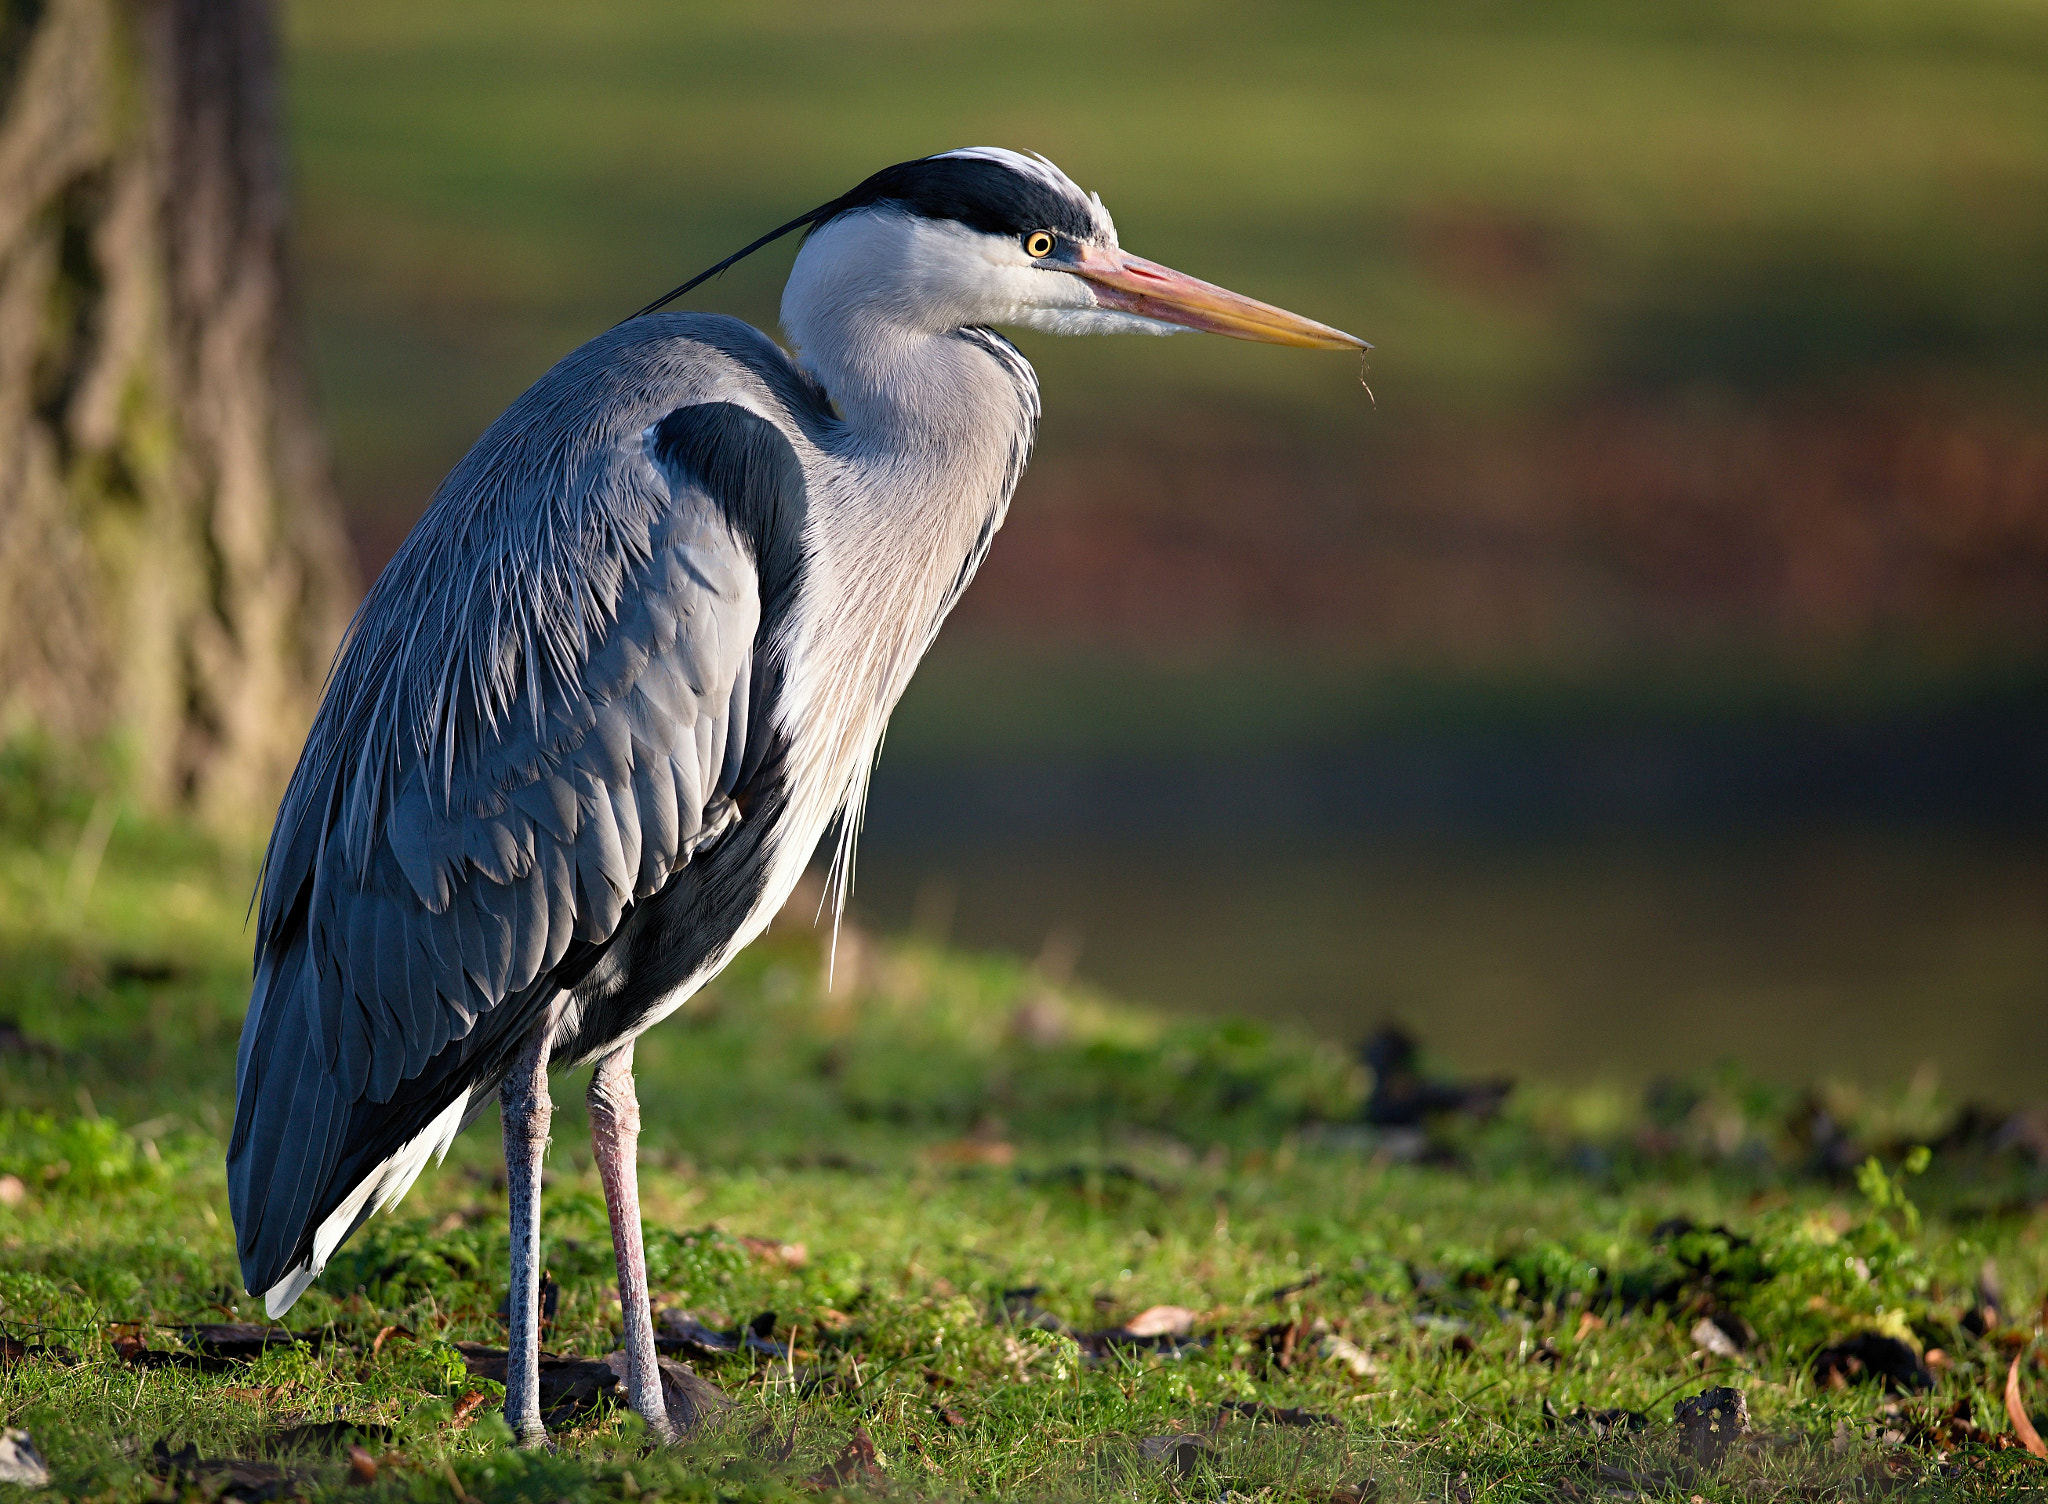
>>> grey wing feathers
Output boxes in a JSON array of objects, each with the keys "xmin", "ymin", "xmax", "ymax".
[
  {"xmin": 228, "ymin": 358, "xmax": 798, "ymax": 1295},
  {"xmin": 299, "ymin": 495, "xmax": 759, "ymax": 1103}
]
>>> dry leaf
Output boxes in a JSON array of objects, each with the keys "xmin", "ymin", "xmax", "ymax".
[
  {"xmin": 600, "ymin": 1351, "xmax": 732, "ymax": 1439},
  {"xmin": 924, "ymin": 1139, "xmax": 1016, "ymax": 1167},
  {"xmin": 2007, "ymin": 1354, "xmax": 2046, "ymax": 1459},
  {"xmin": 1320, "ymin": 1334, "xmax": 1379, "ymax": 1378},
  {"xmin": 1122, "ymin": 1305, "xmax": 1198, "ymax": 1339},
  {"xmin": 806, "ymin": 1428, "xmax": 884, "ymax": 1489},
  {"xmin": 738, "ymin": 1235, "xmax": 808, "ymax": 1268},
  {"xmin": 1690, "ymin": 1318, "xmax": 1741, "ymax": 1359},
  {"xmin": 1575, "ymin": 1311, "xmax": 1605, "ymax": 1342},
  {"xmin": 448, "ymin": 1391, "xmax": 488, "ymax": 1428},
  {"xmin": 347, "ymin": 1445, "xmax": 379, "ymax": 1484},
  {"xmin": 1137, "ymin": 1433, "xmax": 1211, "ymax": 1475},
  {"xmin": 371, "ymin": 1324, "xmax": 414, "ymax": 1359}
]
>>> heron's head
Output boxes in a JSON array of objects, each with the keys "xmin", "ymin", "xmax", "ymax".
[
  {"xmin": 641, "ymin": 149, "xmax": 1366, "ymax": 357},
  {"xmin": 783, "ymin": 148, "xmax": 1367, "ymax": 352}
]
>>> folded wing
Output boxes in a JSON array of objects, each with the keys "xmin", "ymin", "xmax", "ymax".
[{"xmin": 228, "ymin": 391, "xmax": 801, "ymax": 1308}]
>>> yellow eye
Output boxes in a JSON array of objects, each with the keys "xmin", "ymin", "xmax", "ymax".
[{"xmin": 1023, "ymin": 231, "xmax": 1055, "ymax": 259}]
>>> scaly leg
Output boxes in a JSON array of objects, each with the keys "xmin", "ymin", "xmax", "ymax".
[
  {"xmin": 589, "ymin": 1040, "xmax": 676, "ymax": 1442},
  {"xmin": 500, "ymin": 1024, "xmax": 554, "ymax": 1448}
]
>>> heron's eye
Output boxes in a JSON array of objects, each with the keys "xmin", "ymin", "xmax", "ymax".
[{"xmin": 1023, "ymin": 231, "xmax": 1055, "ymax": 259}]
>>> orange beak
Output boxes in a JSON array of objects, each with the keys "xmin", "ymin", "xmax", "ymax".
[{"xmin": 1068, "ymin": 243, "xmax": 1368, "ymax": 351}]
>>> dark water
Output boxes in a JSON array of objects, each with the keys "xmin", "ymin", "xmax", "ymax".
[
  {"xmin": 849, "ymin": 828, "xmax": 2047, "ymax": 1103},
  {"xmin": 843, "ymin": 670, "xmax": 2048, "ymax": 1101}
]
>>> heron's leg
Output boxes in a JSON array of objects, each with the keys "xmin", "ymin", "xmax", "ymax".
[
  {"xmin": 500, "ymin": 1023, "xmax": 554, "ymax": 1448},
  {"xmin": 589, "ymin": 1040, "xmax": 676, "ymax": 1443}
]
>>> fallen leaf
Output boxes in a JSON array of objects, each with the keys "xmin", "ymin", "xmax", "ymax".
[
  {"xmin": 451, "ymin": 1342, "xmax": 619, "ymax": 1423},
  {"xmin": 347, "ymin": 1446, "xmax": 378, "ymax": 1485},
  {"xmin": 1137, "ymin": 1432, "xmax": 1211, "ymax": 1476},
  {"xmin": 449, "ymin": 1391, "xmax": 487, "ymax": 1428},
  {"xmin": 370, "ymin": 1324, "xmax": 414, "ymax": 1359},
  {"xmin": 738, "ymin": 1235, "xmax": 808, "ymax": 1268},
  {"xmin": 1, "ymin": 1334, "xmax": 75, "ymax": 1368},
  {"xmin": 2007, "ymin": 1355, "xmax": 2047, "ymax": 1459},
  {"xmin": 806, "ymin": 1427, "xmax": 885, "ymax": 1489},
  {"xmin": 601, "ymin": 1350, "xmax": 732, "ymax": 1439},
  {"xmin": 654, "ymin": 1308, "xmax": 788, "ymax": 1362},
  {"xmin": 1575, "ymin": 1311, "xmax": 1605, "ymax": 1342},
  {"xmin": 1690, "ymin": 1318, "xmax": 1742, "ymax": 1359},
  {"xmin": 924, "ymin": 1139, "xmax": 1016, "ymax": 1167},
  {"xmin": 1321, "ymin": 1333, "xmax": 1379, "ymax": 1377},
  {"xmin": 1121, "ymin": 1305, "xmax": 1198, "ymax": 1339}
]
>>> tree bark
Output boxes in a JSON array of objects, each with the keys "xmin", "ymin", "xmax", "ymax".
[{"xmin": 0, "ymin": 0, "xmax": 355, "ymax": 830}]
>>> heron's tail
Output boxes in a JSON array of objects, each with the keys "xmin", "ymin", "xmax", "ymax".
[{"xmin": 227, "ymin": 931, "xmax": 475, "ymax": 1317}]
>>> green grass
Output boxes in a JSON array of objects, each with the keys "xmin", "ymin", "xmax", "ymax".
[{"xmin": 3, "ymin": 759, "xmax": 2047, "ymax": 1500}]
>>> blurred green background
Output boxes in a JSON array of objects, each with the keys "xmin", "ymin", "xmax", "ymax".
[{"xmin": 280, "ymin": 0, "xmax": 2048, "ymax": 1096}]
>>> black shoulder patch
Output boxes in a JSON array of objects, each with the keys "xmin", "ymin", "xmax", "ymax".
[
  {"xmin": 822, "ymin": 156, "xmax": 1097, "ymax": 241},
  {"xmin": 647, "ymin": 402, "xmax": 808, "ymax": 621}
]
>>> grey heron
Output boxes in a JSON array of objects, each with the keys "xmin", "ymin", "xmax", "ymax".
[{"xmin": 228, "ymin": 147, "xmax": 1365, "ymax": 1445}]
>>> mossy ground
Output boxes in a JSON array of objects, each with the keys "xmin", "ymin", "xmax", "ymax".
[{"xmin": 2, "ymin": 755, "xmax": 2045, "ymax": 1501}]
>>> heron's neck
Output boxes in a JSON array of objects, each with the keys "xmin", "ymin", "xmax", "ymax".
[
  {"xmin": 795, "ymin": 314, "xmax": 1036, "ymax": 464},
  {"xmin": 776, "ymin": 302, "xmax": 1038, "ymax": 818},
  {"xmin": 788, "ymin": 307, "xmax": 1038, "ymax": 595}
]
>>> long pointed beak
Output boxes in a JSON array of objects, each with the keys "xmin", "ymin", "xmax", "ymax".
[{"xmin": 1069, "ymin": 244, "xmax": 1369, "ymax": 350}]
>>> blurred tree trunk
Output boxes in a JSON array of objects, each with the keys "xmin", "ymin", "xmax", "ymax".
[{"xmin": 0, "ymin": 0, "xmax": 355, "ymax": 830}]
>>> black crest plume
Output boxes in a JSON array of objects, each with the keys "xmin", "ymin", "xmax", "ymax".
[
  {"xmin": 625, "ymin": 206, "xmax": 832, "ymax": 322},
  {"xmin": 626, "ymin": 151, "xmax": 1095, "ymax": 323}
]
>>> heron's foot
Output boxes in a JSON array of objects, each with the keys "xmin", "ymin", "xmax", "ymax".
[
  {"xmin": 632, "ymin": 1397, "xmax": 680, "ymax": 1448},
  {"xmin": 508, "ymin": 1412, "xmax": 550, "ymax": 1450}
]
